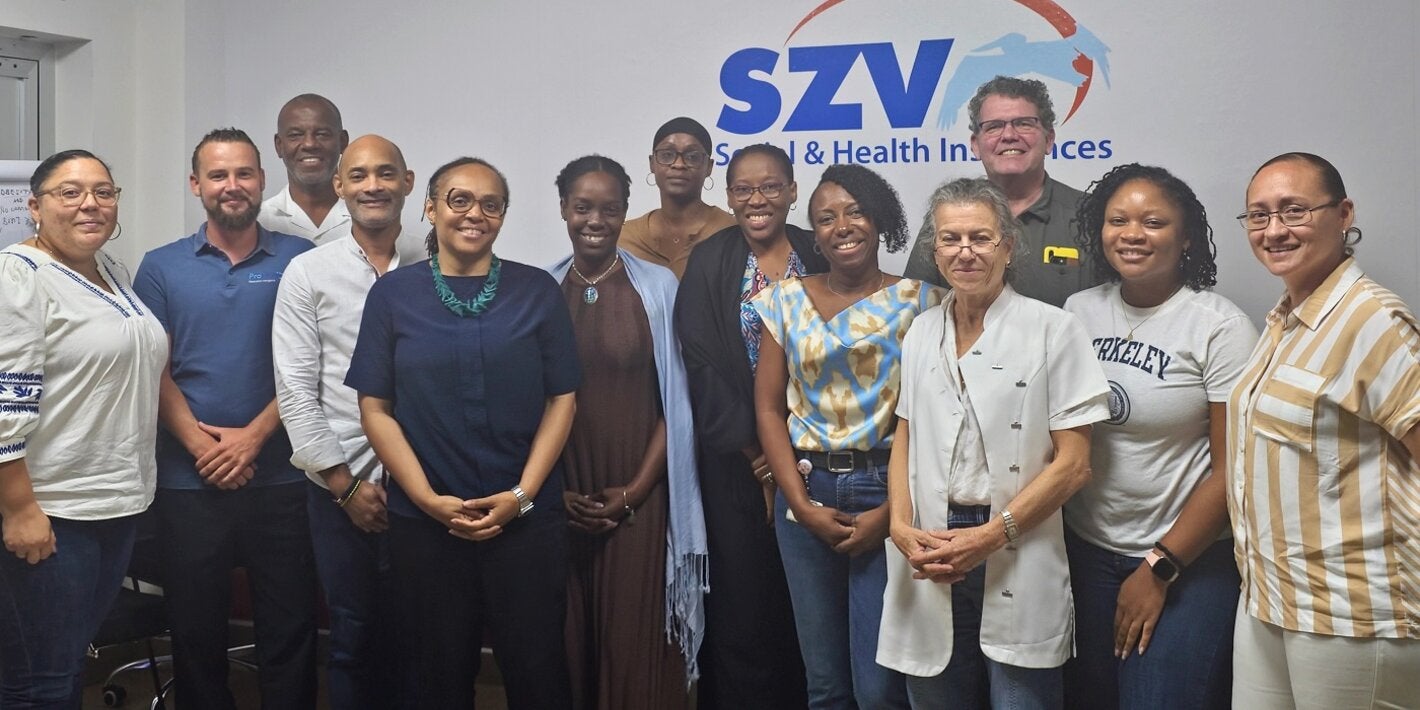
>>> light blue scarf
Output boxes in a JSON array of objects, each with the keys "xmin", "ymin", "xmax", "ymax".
[{"xmin": 547, "ymin": 249, "xmax": 709, "ymax": 682}]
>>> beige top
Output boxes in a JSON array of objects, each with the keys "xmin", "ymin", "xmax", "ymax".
[
  {"xmin": 619, "ymin": 206, "xmax": 737, "ymax": 280},
  {"xmin": 1228, "ymin": 257, "xmax": 1420, "ymax": 639}
]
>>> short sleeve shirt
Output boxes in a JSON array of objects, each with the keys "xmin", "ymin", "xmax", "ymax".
[
  {"xmin": 346, "ymin": 258, "xmax": 580, "ymax": 519},
  {"xmin": 133, "ymin": 225, "xmax": 313, "ymax": 489},
  {"xmin": 752, "ymin": 277, "xmax": 942, "ymax": 451}
]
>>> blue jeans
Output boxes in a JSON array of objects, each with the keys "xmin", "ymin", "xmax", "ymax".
[
  {"xmin": 0, "ymin": 514, "xmax": 138, "ymax": 709},
  {"xmin": 1063, "ymin": 530, "xmax": 1238, "ymax": 710},
  {"xmin": 775, "ymin": 465, "xmax": 909, "ymax": 710},
  {"xmin": 905, "ymin": 509, "xmax": 1062, "ymax": 710},
  {"xmin": 306, "ymin": 482, "xmax": 407, "ymax": 710}
]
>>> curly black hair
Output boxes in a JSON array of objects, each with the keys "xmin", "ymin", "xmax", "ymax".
[
  {"xmin": 812, "ymin": 164, "xmax": 910, "ymax": 253},
  {"xmin": 1075, "ymin": 163, "xmax": 1218, "ymax": 290}
]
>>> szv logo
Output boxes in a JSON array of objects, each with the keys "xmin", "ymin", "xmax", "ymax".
[{"xmin": 717, "ymin": 0, "xmax": 1111, "ymax": 135}]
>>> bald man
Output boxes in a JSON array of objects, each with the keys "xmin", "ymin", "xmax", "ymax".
[
  {"xmin": 272, "ymin": 135, "xmax": 423, "ymax": 708},
  {"xmin": 259, "ymin": 93, "xmax": 352, "ymax": 244}
]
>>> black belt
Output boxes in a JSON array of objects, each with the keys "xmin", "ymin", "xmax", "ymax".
[{"xmin": 795, "ymin": 449, "xmax": 892, "ymax": 474}]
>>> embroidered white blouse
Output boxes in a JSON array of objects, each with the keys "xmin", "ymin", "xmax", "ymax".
[{"xmin": 0, "ymin": 244, "xmax": 166, "ymax": 519}]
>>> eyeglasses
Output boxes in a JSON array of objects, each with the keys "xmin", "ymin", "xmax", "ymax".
[
  {"xmin": 934, "ymin": 236, "xmax": 1004, "ymax": 256},
  {"xmin": 652, "ymin": 149, "xmax": 708, "ymax": 169},
  {"xmin": 37, "ymin": 185, "xmax": 121, "ymax": 207},
  {"xmin": 729, "ymin": 183, "xmax": 785, "ymax": 202},
  {"xmin": 443, "ymin": 189, "xmax": 506, "ymax": 218},
  {"xmin": 975, "ymin": 117, "xmax": 1043, "ymax": 136},
  {"xmin": 1236, "ymin": 201, "xmax": 1338, "ymax": 230}
]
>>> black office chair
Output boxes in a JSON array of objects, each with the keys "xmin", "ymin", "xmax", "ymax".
[{"xmin": 87, "ymin": 509, "xmax": 173, "ymax": 708}]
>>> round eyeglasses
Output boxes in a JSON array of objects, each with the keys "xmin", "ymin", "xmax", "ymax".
[{"xmin": 443, "ymin": 189, "xmax": 507, "ymax": 218}]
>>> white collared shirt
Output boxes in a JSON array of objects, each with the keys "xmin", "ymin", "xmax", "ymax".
[
  {"xmin": 259, "ymin": 184, "xmax": 352, "ymax": 245},
  {"xmin": 0, "ymin": 244, "xmax": 166, "ymax": 519},
  {"xmin": 272, "ymin": 231, "xmax": 426, "ymax": 488}
]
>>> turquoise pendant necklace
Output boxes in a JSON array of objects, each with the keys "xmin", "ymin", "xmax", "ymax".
[{"xmin": 431, "ymin": 253, "xmax": 501, "ymax": 317}]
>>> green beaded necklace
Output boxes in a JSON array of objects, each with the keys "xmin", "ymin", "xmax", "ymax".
[{"xmin": 431, "ymin": 253, "xmax": 501, "ymax": 317}]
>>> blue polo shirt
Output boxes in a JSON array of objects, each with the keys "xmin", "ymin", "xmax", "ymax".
[
  {"xmin": 345, "ymin": 258, "xmax": 580, "ymax": 520},
  {"xmin": 133, "ymin": 224, "xmax": 313, "ymax": 490}
]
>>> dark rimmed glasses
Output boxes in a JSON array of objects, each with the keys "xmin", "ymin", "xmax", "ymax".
[
  {"xmin": 728, "ymin": 183, "xmax": 785, "ymax": 202},
  {"xmin": 444, "ymin": 189, "xmax": 506, "ymax": 218},
  {"xmin": 653, "ymin": 149, "xmax": 708, "ymax": 169}
]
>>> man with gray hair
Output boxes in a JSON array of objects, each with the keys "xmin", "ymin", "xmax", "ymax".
[{"xmin": 904, "ymin": 76, "xmax": 1098, "ymax": 306}]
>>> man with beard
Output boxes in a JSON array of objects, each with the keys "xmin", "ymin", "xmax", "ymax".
[
  {"xmin": 259, "ymin": 94, "xmax": 351, "ymax": 244},
  {"xmin": 904, "ymin": 76, "xmax": 1098, "ymax": 307},
  {"xmin": 134, "ymin": 128, "xmax": 317, "ymax": 710},
  {"xmin": 272, "ymin": 135, "xmax": 423, "ymax": 708}
]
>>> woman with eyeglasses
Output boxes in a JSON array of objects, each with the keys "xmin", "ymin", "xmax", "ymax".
[
  {"xmin": 1228, "ymin": 153, "xmax": 1420, "ymax": 709},
  {"xmin": 1060, "ymin": 164, "xmax": 1257, "ymax": 709},
  {"xmin": 347, "ymin": 156, "xmax": 579, "ymax": 709},
  {"xmin": 876, "ymin": 177, "xmax": 1109, "ymax": 710},
  {"xmin": 545, "ymin": 155, "xmax": 707, "ymax": 710},
  {"xmin": 620, "ymin": 117, "xmax": 737, "ymax": 279},
  {"xmin": 674, "ymin": 142, "xmax": 826, "ymax": 708},
  {"xmin": 0, "ymin": 150, "xmax": 166, "ymax": 706},
  {"xmin": 752, "ymin": 163, "xmax": 939, "ymax": 709}
]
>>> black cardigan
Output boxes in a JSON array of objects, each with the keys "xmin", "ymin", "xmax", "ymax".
[{"xmin": 673, "ymin": 224, "xmax": 829, "ymax": 457}]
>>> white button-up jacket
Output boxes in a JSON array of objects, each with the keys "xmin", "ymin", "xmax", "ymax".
[{"xmin": 878, "ymin": 286, "xmax": 1109, "ymax": 674}]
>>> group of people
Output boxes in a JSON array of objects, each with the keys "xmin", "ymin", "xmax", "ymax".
[{"xmin": 0, "ymin": 74, "xmax": 1415, "ymax": 710}]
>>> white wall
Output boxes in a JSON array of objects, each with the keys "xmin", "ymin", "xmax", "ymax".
[
  {"xmin": 2, "ymin": 0, "xmax": 1417, "ymax": 322},
  {"xmin": 0, "ymin": 0, "xmax": 189, "ymax": 269}
]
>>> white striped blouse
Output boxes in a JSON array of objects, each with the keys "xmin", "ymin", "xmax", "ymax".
[{"xmin": 1228, "ymin": 257, "xmax": 1420, "ymax": 638}]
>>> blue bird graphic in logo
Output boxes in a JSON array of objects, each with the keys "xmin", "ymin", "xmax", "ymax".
[
  {"xmin": 936, "ymin": 24, "xmax": 1111, "ymax": 130},
  {"xmin": 784, "ymin": 0, "xmax": 1111, "ymax": 132}
]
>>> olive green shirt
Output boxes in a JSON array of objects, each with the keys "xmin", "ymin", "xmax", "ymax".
[{"xmin": 903, "ymin": 175, "xmax": 1099, "ymax": 307}]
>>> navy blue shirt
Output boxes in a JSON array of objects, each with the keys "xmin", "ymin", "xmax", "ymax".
[
  {"xmin": 346, "ymin": 258, "xmax": 580, "ymax": 519},
  {"xmin": 133, "ymin": 224, "xmax": 313, "ymax": 489}
]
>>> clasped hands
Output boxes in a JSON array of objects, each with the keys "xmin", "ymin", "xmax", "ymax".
[
  {"xmin": 422, "ymin": 492, "xmax": 521, "ymax": 542},
  {"xmin": 190, "ymin": 421, "xmax": 263, "ymax": 490},
  {"xmin": 564, "ymin": 486, "xmax": 635, "ymax": 535},
  {"xmin": 794, "ymin": 502, "xmax": 890, "ymax": 557},
  {"xmin": 890, "ymin": 522, "xmax": 1001, "ymax": 584}
]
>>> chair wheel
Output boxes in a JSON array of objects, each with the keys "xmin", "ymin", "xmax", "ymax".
[{"xmin": 102, "ymin": 683, "xmax": 127, "ymax": 707}]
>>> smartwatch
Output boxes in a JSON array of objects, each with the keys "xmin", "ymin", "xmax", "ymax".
[
  {"xmin": 1144, "ymin": 549, "xmax": 1180, "ymax": 583},
  {"xmin": 511, "ymin": 485, "xmax": 534, "ymax": 518}
]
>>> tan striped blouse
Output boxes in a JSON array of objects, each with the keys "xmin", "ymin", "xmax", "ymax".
[{"xmin": 1228, "ymin": 258, "xmax": 1420, "ymax": 638}]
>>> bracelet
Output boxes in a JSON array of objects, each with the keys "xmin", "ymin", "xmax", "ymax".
[
  {"xmin": 760, "ymin": 470, "xmax": 775, "ymax": 484},
  {"xmin": 1154, "ymin": 540, "xmax": 1185, "ymax": 570},
  {"xmin": 621, "ymin": 490, "xmax": 636, "ymax": 520},
  {"xmin": 336, "ymin": 478, "xmax": 363, "ymax": 508},
  {"xmin": 1000, "ymin": 509, "xmax": 1020, "ymax": 543}
]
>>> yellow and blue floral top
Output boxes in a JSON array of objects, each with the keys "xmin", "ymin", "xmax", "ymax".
[{"xmin": 752, "ymin": 277, "xmax": 943, "ymax": 451}]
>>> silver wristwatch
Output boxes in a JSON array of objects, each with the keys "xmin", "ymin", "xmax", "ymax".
[
  {"xmin": 511, "ymin": 485, "xmax": 534, "ymax": 518},
  {"xmin": 1000, "ymin": 509, "xmax": 1020, "ymax": 543}
]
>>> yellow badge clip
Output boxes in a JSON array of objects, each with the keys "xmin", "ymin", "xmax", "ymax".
[{"xmin": 1043, "ymin": 246, "xmax": 1079, "ymax": 265}]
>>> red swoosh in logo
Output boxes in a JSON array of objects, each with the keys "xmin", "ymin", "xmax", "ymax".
[{"xmin": 785, "ymin": 0, "xmax": 1095, "ymax": 124}]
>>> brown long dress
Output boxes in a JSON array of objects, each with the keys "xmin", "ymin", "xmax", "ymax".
[{"xmin": 560, "ymin": 266, "xmax": 687, "ymax": 710}]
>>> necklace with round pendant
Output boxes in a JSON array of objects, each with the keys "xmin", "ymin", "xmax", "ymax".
[
  {"xmin": 431, "ymin": 253, "xmax": 501, "ymax": 317},
  {"xmin": 571, "ymin": 253, "xmax": 621, "ymax": 304}
]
